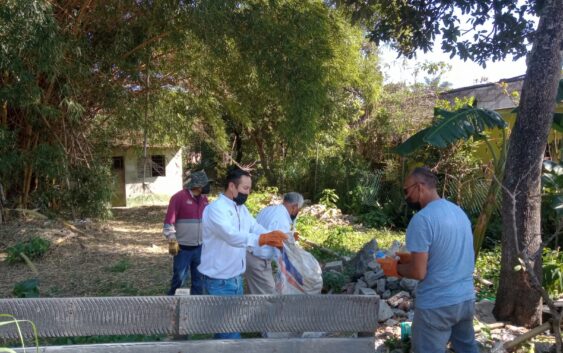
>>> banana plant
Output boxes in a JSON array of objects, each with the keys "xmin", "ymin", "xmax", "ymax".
[
  {"xmin": 395, "ymin": 106, "xmax": 508, "ymax": 259},
  {"xmin": 542, "ymin": 160, "xmax": 563, "ymax": 218}
]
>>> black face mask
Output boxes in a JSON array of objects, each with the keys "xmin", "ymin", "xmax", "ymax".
[
  {"xmin": 233, "ymin": 192, "xmax": 248, "ymax": 206},
  {"xmin": 290, "ymin": 214, "xmax": 297, "ymax": 221},
  {"xmin": 202, "ymin": 183, "xmax": 211, "ymax": 195},
  {"xmin": 405, "ymin": 199, "xmax": 422, "ymax": 211}
]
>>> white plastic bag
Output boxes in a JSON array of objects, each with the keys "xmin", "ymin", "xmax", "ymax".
[{"xmin": 274, "ymin": 241, "xmax": 323, "ymax": 295}]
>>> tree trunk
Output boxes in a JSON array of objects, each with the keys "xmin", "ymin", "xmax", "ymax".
[
  {"xmin": 253, "ymin": 135, "xmax": 276, "ymax": 185},
  {"xmin": 233, "ymin": 128, "xmax": 243, "ymax": 162},
  {"xmin": 494, "ymin": 0, "xmax": 563, "ymax": 327}
]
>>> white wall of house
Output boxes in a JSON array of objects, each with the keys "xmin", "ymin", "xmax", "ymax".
[{"xmin": 114, "ymin": 147, "xmax": 183, "ymax": 205}]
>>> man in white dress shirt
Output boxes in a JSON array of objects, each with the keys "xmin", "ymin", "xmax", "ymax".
[
  {"xmin": 198, "ymin": 166, "xmax": 288, "ymax": 339},
  {"xmin": 245, "ymin": 192, "xmax": 304, "ymax": 295}
]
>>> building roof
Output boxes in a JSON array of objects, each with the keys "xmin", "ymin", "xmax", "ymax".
[
  {"xmin": 440, "ymin": 75, "xmax": 525, "ymax": 111},
  {"xmin": 111, "ymin": 132, "xmax": 181, "ymax": 149}
]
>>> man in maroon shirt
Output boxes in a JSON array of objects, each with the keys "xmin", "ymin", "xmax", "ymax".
[{"xmin": 163, "ymin": 170, "xmax": 210, "ymax": 295}]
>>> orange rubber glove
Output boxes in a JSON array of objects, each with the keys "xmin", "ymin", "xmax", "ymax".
[
  {"xmin": 169, "ymin": 240, "xmax": 180, "ymax": 256},
  {"xmin": 397, "ymin": 252, "xmax": 412, "ymax": 264},
  {"xmin": 376, "ymin": 257, "xmax": 401, "ymax": 277},
  {"xmin": 259, "ymin": 230, "xmax": 288, "ymax": 249}
]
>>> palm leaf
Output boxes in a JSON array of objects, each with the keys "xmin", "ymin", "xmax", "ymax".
[
  {"xmin": 393, "ymin": 126, "xmax": 432, "ymax": 156},
  {"xmin": 426, "ymin": 108, "xmax": 506, "ymax": 148},
  {"xmin": 448, "ymin": 178, "xmax": 499, "ymax": 215},
  {"xmin": 394, "ymin": 107, "xmax": 506, "ymax": 156}
]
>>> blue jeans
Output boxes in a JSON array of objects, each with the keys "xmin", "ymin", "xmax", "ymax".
[
  {"xmin": 167, "ymin": 245, "xmax": 203, "ymax": 296},
  {"xmin": 412, "ymin": 299, "xmax": 478, "ymax": 353},
  {"xmin": 203, "ymin": 275, "xmax": 243, "ymax": 339}
]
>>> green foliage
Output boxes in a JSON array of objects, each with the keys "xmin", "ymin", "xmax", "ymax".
[
  {"xmin": 12, "ymin": 278, "xmax": 40, "ymax": 298},
  {"xmin": 383, "ymin": 336, "xmax": 410, "ymax": 353},
  {"xmin": 65, "ymin": 163, "xmax": 113, "ymax": 219},
  {"xmin": 542, "ymin": 161, "xmax": 563, "ymax": 215},
  {"xmin": 322, "ymin": 271, "xmax": 348, "ymax": 293},
  {"xmin": 0, "ymin": 313, "xmax": 40, "ymax": 352},
  {"xmin": 296, "ymin": 214, "xmax": 404, "ymax": 261},
  {"xmin": 45, "ymin": 334, "xmax": 165, "ymax": 346},
  {"xmin": 181, "ymin": 1, "xmax": 378, "ymax": 187},
  {"xmin": 0, "ymin": 129, "xmax": 22, "ymax": 191},
  {"xmin": 106, "ymin": 259, "xmax": 132, "ymax": 273},
  {"xmin": 542, "ymin": 248, "xmax": 563, "ymax": 298},
  {"xmin": 319, "ymin": 189, "xmax": 339, "ymax": 208},
  {"xmin": 357, "ymin": 209, "xmax": 393, "ymax": 229},
  {"xmin": 2, "ymin": 0, "xmax": 382, "ymax": 219},
  {"xmin": 336, "ymin": 0, "xmax": 536, "ymax": 65},
  {"xmin": 245, "ymin": 187, "xmax": 279, "ymax": 216},
  {"xmin": 475, "ymin": 247, "xmax": 501, "ymax": 300},
  {"xmin": 395, "ymin": 107, "xmax": 506, "ymax": 156},
  {"xmin": 6, "ymin": 237, "xmax": 50, "ymax": 264},
  {"xmin": 541, "ymin": 160, "xmax": 563, "ymax": 246},
  {"xmin": 475, "ymin": 247, "xmax": 563, "ymax": 300}
]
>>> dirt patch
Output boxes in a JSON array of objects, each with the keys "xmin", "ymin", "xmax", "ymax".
[{"xmin": 0, "ymin": 206, "xmax": 173, "ymax": 297}]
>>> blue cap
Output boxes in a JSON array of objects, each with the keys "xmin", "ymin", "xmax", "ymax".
[{"xmin": 375, "ymin": 250, "xmax": 386, "ymax": 259}]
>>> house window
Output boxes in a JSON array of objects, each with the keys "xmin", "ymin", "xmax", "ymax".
[
  {"xmin": 112, "ymin": 156, "xmax": 124, "ymax": 170},
  {"xmin": 150, "ymin": 155, "xmax": 166, "ymax": 177},
  {"xmin": 137, "ymin": 155, "xmax": 166, "ymax": 178}
]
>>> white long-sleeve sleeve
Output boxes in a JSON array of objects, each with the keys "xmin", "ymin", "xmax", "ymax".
[
  {"xmin": 198, "ymin": 194, "xmax": 266, "ymax": 279},
  {"xmin": 251, "ymin": 204, "xmax": 294, "ymax": 260}
]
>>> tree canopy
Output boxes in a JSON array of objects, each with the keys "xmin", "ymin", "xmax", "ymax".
[{"xmin": 1, "ymin": 0, "xmax": 383, "ymax": 213}]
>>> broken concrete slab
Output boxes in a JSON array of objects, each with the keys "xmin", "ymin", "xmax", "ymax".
[
  {"xmin": 364, "ymin": 271, "xmax": 380, "ymax": 287},
  {"xmin": 348, "ymin": 239, "xmax": 378, "ymax": 276},
  {"xmin": 367, "ymin": 261, "xmax": 381, "ymax": 271},
  {"xmin": 359, "ymin": 287, "xmax": 378, "ymax": 296},
  {"xmin": 399, "ymin": 278, "xmax": 418, "ymax": 292},
  {"xmin": 378, "ymin": 300, "xmax": 394, "ymax": 323},
  {"xmin": 387, "ymin": 291, "xmax": 411, "ymax": 307},
  {"xmin": 376, "ymin": 279, "xmax": 386, "ymax": 294},
  {"xmin": 324, "ymin": 260, "xmax": 344, "ymax": 272}
]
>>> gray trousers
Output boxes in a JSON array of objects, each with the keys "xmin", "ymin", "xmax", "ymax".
[
  {"xmin": 245, "ymin": 251, "xmax": 275, "ymax": 295},
  {"xmin": 412, "ymin": 299, "xmax": 479, "ymax": 353}
]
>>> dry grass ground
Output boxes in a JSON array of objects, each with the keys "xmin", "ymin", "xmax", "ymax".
[{"xmin": 0, "ymin": 206, "xmax": 172, "ymax": 298}]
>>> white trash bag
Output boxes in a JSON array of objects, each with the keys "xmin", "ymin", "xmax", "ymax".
[{"xmin": 274, "ymin": 241, "xmax": 323, "ymax": 295}]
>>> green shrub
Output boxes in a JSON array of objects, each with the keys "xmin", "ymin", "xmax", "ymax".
[
  {"xmin": 475, "ymin": 247, "xmax": 501, "ymax": 300},
  {"xmin": 541, "ymin": 160, "xmax": 563, "ymax": 247},
  {"xmin": 475, "ymin": 246, "xmax": 563, "ymax": 300},
  {"xmin": 245, "ymin": 187, "xmax": 279, "ymax": 216},
  {"xmin": 13, "ymin": 278, "xmax": 40, "ymax": 298},
  {"xmin": 322, "ymin": 271, "xmax": 348, "ymax": 293},
  {"xmin": 542, "ymin": 248, "xmax": 563, "ymax": 298},
  {"xmin": 6, "ymin": 237, "xmax": 51, "ymax": 264},
  {"xmin": 319, "ymin": 189, "xmax": 339, "ymax": 209},
  {"xmin": 357, "ymin": 208, "xmax": 393, "ymax": 228},
  {"xmin": 296, "ymin": 214, "xmax": 404, "ymax": 261}
]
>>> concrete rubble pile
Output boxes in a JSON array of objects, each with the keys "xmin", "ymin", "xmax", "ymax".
[{"xmin": 323, "ymin": 239, "xmax": 555, "ymax": 352}]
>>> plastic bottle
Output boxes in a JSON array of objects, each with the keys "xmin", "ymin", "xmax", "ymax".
[
  {"xmin": 388, "ymin": 240, "xmax": 401, "ymax": 258},
  {"xmin": 396, "ymin": 243, "xmax": 411, "ymax": 263},
  {"xmin": 375, "ymin": 250, "xmax": 386, "ymax": 260},
  {"xmin": 400, "ymin": 321, "xmax": 412, "ymax": 341}
]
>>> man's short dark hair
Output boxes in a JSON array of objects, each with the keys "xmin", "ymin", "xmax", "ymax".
[
  {"xmin": 411, "ymin": 167, "xmax": 438, "ymax": 189},
  {"xmin": 224, "ymin": 166, "xmax": 251, "ymax": 189}
]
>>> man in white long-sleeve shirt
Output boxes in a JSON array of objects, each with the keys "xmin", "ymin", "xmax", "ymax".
[
  {"xmin": 198, "ymin": 166, "xmax": 287, "ymax": 339},
  {"xmin": 246, "ymin": 192, "xmax": 304, "ymax": 295}
]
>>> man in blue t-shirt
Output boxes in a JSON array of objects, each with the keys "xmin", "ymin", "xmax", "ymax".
[{"xmin": 395, "ymin": 167, "xmax": 478, "ymax": 353}]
